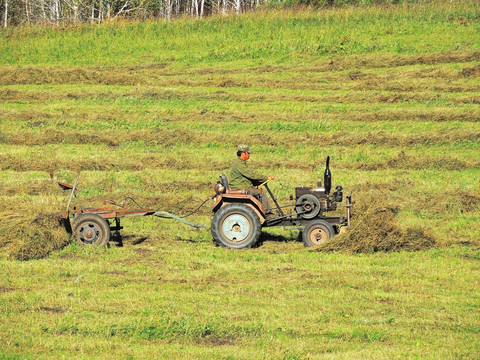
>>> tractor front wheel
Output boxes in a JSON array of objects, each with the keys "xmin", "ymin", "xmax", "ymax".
[
  {"xmin": 211, "ymin": 203, "xmax": 261, "ymax": 249},
  {"xmin": 302, "ymin": 220, "xmax": 335, "ymax": 247},
  {"xmin": 73, "ymin": 214, "xmax": 111, "ymax": 246}
]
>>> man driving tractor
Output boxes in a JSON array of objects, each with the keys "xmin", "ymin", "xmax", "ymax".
[
  {"xmin": 229, "ymin": 144, "xmax": 275, "ymax": 214},
  {"xmin": 211, "ymin": 151, "xmax": 350, "ymax": 249}
]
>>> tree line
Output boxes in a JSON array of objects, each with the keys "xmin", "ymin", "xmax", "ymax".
[
  {"xmin": 1, "ymin": 0, "xmax": 409, "ymax": 27},
  {"xmin": 1, "ymin": 0, "xmax": 269, "ymax": 26}
]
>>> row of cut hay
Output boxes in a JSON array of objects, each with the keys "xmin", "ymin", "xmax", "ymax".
[
  {"xmin": 190, "ymin": 51, "xmax": 480, "ymax": 75},
  {"xmin": 2, "ymin": 127, "xmax": 479, "ymax": 148},
  {"xmin": 0, "ymin": 51, "xmax": 477, "ymax": 86},
  {"xmin": 0, "ymin": 69, "xmax": 476, "ymax": 93},
  {"xmin": 414, "ymin": 191, "xmax": 480, "ymax": 216},
  {"xmin": 352, "ymin": 151, "xmax": 480, "ymax": 171},
  {"xmin": 357, "ymin": 182, "xmax": 480, "ymax": 216},
  {"xmin": 0, "ymin": 196, "xmax": 72, "ymax": 260},
  {"xmin": 309, "ymin": 51, "xmax": 480, "ymax": 72},
  {"xmin": 316, "ymin": 195, "xmax": 437, "ymax": 253},
  {"xmin": 1, "ymin": 75, "xmax": 476, "ymax": 95},
  {"xmin": 0, "ymin": 211, "xmax": 70, "ymax": 260},
  {"xmin": 2, "ymin": 86, "xmax": 479, "ymax": 105},
  {"xmin": 3, "ymin": 107, "xmax": 479, "ymax": 125}
]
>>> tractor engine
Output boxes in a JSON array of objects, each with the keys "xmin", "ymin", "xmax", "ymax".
[{"xmin": 294, "ymin": 156, "xmax": 343, "ymax": 219}]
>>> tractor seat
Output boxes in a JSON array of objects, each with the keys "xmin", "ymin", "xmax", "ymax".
[
  {"xmin": 220, "ymin": 174, "xmax": 246, "ymax": 195},
  {"xmin": 220, "ymin": 174, "xmax": 229, "ymax": 189}
]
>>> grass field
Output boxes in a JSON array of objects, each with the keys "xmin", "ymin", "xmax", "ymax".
[{"xmin": 1, "ymin": 1, "xmax": 480, "ymax": 358}]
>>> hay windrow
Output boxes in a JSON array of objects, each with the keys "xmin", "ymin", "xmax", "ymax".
[
  {"xmin": 460, "ymin": 65, "xmax": 480, "ymax": 78},
  {"xmin": 414, "ymin": 190, "xmax": 480, "ymax": 216},
  {"xmin": 316, "ymin": 196, "xmax": 437, "ymax": 253},
  {"xmin": 0, "ymin": 211, "xmax": 70, "ymax": 261},
  {"xmin": 3, "ymin": 86, "xmax": 479, "ymax": 106},
  {"xmin": 0, "ymin": 51, "xmax": 478, "ymax": 86},
  {"xmin": 1, "ymin": 127, "xmax": 479, "ymax": 149},
  {"xmin": 3, "ymin": 107, "xmax": 479, "ymax": 128},
  {"xmin": 354, "ymin": 151, "xmax": 480, "ymax": 171}
]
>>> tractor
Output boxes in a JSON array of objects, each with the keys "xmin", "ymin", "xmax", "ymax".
[{"xmin": 211, "ymin": 156, "xmax": 353, "ymax": 249}]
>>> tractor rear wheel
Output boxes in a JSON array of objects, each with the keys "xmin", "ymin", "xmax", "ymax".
[
  {"xmin": 73, "ymin": 214, "xmax": 111, "ymax": 246},
  {"xmin": 211, "ymin": 203, "xmax": 261, "ymax": 249},
  {"xmin": 302, "ymin": 220, "xmax": 335, "ymax": 247}
]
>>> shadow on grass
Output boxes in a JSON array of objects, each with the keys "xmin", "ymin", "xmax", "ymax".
[
  {"xmin": 255, "ymin": 230, "xmax": 302, "ymax": 248},
  {"xmin": 111, "ymin": 233, "xmax": 149, "ymax": 247}
]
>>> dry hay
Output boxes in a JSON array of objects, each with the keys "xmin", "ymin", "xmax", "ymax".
[
  {"xmin": 316, "ymin": 195, "xmax": 437, "ymax": 253},
  {"xmin": 0, "ymin": 211, "xmax": 70, "ymax": 260},
  {"xmin": 2, "ymin": 72, "xmax": 478, "ymax": 106},
  {"xmin": 1, "ymin": 50, "xmax": 477, "ymax": 86},
  {"xmin": 460, "ymin": 64, "xmax": 480, "ymax": 78},
  {"xmin": 354, "ymin": 151, "xmax": 480, "ymax": 171},
  {"xmin": 7, "ymin": 84, "xmax": 479, "ymax": 106},
  {"xmin": 415, "ymin": 190, "xmax": 480, "ymax": 216}
]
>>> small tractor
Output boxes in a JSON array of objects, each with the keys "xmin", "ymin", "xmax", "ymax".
[{"xmin": 211, "ymin": 156, "xmax": 353, "ymax": 249}]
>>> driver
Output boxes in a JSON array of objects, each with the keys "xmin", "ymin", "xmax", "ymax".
[{"xmin": 230, "ymin": 145, "xmax": 274, "ymax": 215}]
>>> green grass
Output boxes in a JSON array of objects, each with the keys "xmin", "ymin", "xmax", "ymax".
[
  {"xmin": 1, "ymin": 245, "xmax": 479, "ymax": 358},
  {"xmin": 0, "ymin": 3, "xmax": 479, "ymax": 66},
  {"xmin": 1, "ymin": 1, "xmax": 480, "ymax": 358}
]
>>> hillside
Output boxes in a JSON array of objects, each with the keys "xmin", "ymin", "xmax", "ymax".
[{"xmin": 0, "ymin": 1, "xmax": 479, "ymax": 358}]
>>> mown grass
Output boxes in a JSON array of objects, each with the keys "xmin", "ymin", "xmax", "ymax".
[
  {"xmin": 1, "ymin": 0, "xmax": 480, "ymax": 358},
  {"xmin": 1, "ymin": 245, "xmax": 479, "ymax": 358}
]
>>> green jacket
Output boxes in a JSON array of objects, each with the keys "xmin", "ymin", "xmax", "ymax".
[{"xmin": 229, "ymin": 157, "xmax": 267, "ymax": 190}]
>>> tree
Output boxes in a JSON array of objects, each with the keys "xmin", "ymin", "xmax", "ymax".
[
  {"xmin": 3, "ymin": 0, "xmax": 8, "ymax": 27},
  {"xmin": 0, "ymin": 0, "xmax": 317, "ymax": 26}
]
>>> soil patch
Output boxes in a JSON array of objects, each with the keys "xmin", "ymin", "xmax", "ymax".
[{"xmin": 38, "ymin": 306, "xmax": 65, "ymax": 313}]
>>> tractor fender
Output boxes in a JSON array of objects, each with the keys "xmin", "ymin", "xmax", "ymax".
[{"xmin": 212, "ymin": 194, "xmax": 266, "ymax": 224}]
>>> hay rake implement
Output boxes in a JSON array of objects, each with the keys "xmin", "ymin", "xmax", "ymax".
[{"xmin": 56, "ymin": 174, "xmax": 205, "ymax": 246}]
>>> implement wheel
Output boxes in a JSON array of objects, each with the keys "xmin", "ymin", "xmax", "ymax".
[
  {"xmin": 73, "ymin": 214, "xmax": 111, "ymax": 246},
  {"xmin": 211, "ymin": 203, "xmax": 261, "ymax": 249},
  {"xmin": 302, "ymin": 220, "xmax": 335, "ymax": 247}
]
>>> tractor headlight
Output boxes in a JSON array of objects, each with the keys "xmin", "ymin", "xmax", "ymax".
[{"xmin": 214, "ymin": 182, "xmax": 226, "ymax": 195}]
